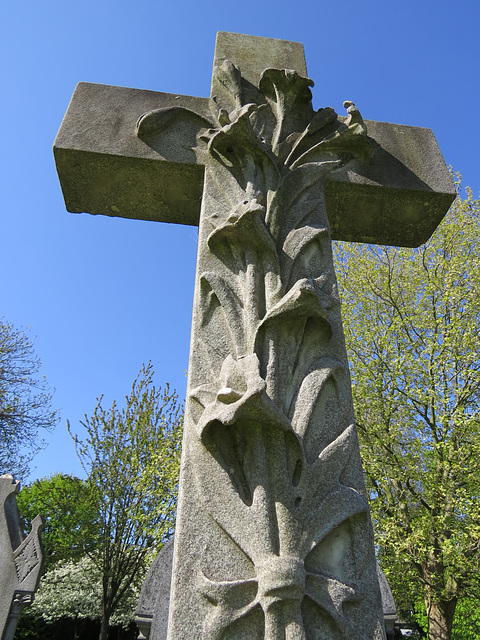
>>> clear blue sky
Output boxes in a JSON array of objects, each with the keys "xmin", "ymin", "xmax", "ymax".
[{"xmin": 1, "ymin": 0, "xmax": 478, "ymax": 482}]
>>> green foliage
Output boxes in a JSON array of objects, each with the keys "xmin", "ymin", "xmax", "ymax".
[
  {"xmin": 16, "ymin": 474, "xmax": 99, "ymax": 570},
  {"xmin": 412, "ymin": 597, "xmax": 480, "ymax": 639},
  {"xmin": 68, "ymin": 363, "xmax": 183, "ymax": 640},
  {"xmin": 0, "ymin": 318, "xmax": 57, "ymax": 478},
  {"xmin": 451, "ymin": 599, "xmax": 480, "ymax": 639},
  {"xmin": 23, "ymin": 555, "xmax": 140, "ymax": 626},
  {"xmin": 334, "ymin": 181, "xmax": 480, "ymax": 639},
  {"xmin": 16, "ymin": 555, "xmax": 141, "ymax": 640}
]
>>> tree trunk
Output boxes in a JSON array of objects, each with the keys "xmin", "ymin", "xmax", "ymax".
[
  {"xmin": 98, "ymin": 611, "xmax": 110, "ymax": 640},
  {"xmin": 426, "ymin": 597, "xmax": 457, "ymax": 640}
]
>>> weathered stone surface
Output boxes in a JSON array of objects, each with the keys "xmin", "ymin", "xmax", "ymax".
[
  {"xmin": 53, "ymin": 83, "xmax": 210, "ymax": 226},
  {"xmin": 166, "ymin": 46, "xmax": 386, "ymax": 634},
  {"xmin": 137, "ymin": 538, "xmax": 398, "ymax": 640},
  {"xmin": 0, "ymin": 475, "xmax": 44, "ymax": 640},
  {"xmin": 326, "ymin": 119, "xmax": 455, "ymax": 246},
  {"xmin": 54, "ymin": 31, "xmax": 454, "ymax": 640},
  {"xmin": 135, "ymin": 538, "xmax": 174, "ymax": 640},
  {"xmin": 376, "ymin": 564, "xmax": 397, "ymax": 640},
  {"xmin": 54, "ymin": 51, "xmax": 454, "ymax": 249}
]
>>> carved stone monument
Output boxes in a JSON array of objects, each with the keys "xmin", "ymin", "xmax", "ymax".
[
  {"xmin": 0, "ymin": 475, "xmax": 44, "ymax": 640},
  {"xmin": 54, "ymin": 32, "xmax": 455, "ymax": 639},
  {"xmin": 135, "ymin": 538, "xmax": 397, "ymax": 640}
]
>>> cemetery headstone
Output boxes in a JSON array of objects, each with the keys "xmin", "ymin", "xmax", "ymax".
[
  {"xmin": 54, "ymin": 32, "xmax": 455, "ymax": 639},
  {"xmin": 0, "ymin": 475, "xmax": 44, "ymax": 640},
  {"xmin": 135, "ymin": 537, "xmax": 175, "ymax": 640}
]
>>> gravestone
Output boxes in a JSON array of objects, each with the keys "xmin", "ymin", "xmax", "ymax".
[
  {"xmin": 0, "ymin": 475, "xmax": 44, "ymax": 640},
  {"xmin": 54, "ymin": 32, "xmax": 455, "ymax": 639},
  {"xmin": 376, "ymin": 568, "xmax": 397, "ymax": 640}
]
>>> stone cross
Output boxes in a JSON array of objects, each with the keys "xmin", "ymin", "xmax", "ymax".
[{"xmin": 54, "ymin": 32, "xmax": 455, "ymax": 640}]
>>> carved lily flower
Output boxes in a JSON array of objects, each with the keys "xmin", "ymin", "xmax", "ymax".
[
  {"xmin": 191, "ymin": 353, "xmax": 291, "ymax": 442},
  {"xmin": 207, "ymin": 199, "xmax": 274, "ymax": 255},
  {"xmin": 289, "ymin": 100, "xmax": 372, "ymax": 169},
  {"xmin": 260, "ymin": 277, "xmax": 334, "ymax": 329},
  {"xmin": 259, "ymin": 69, "xmax": 314, "ymax": 155},
  {"xmin": 207, "ymin": 104, "xmax": 279, "ymax": 193}
]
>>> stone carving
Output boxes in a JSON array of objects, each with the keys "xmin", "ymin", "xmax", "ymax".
[
  {"xmin": 53, "ymin": 32, "xmax": 455, "ymax": 640},
  {"xmin": 136, "ymin": 537, "xmax": 397, "ymax": 640},
  {"xmin": 138, "ymin": 62, "xmax": 383, "ymax": 638},
  {"xmin": 0, "ymin": 475, "xmax": 44, "ymax": 640}
]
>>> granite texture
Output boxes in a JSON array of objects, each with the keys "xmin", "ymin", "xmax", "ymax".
[
  {"xmin": 137, "ymin": 536, "xmax": 397, "ymax": 640},
  {"xmin": 165, "ymin": 37, "xmax": 387, "ymax": 637},
  {"xmin": 53, "ymin": 44, "xmax": 454, "ymax": 248},
  {"xmin": 135, "ymin": 538, "xmax": 174, "ymax": 640},
  {"xmin": 0, "ymin": 475, "xmax": 44, "ymax": 640},
  {"xmin": 54, "ymin": 31, "xmax": 454, "ymax": 640}
]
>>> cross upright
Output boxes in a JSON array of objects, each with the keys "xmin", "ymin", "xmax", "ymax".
[{"xmin": 54, "ymin": 32, "xmax": 455, "ymax": 640}]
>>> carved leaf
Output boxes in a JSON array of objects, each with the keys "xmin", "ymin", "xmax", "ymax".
[
  {"xmin": 258, "ymin": 69, "xmax": 314, "ymax": 154},
  {"xmin": 254, "ymin": 280, "xmax": 333, "ymax": 410},
  {"xmin": 281, "ymin": 226, "xmax": 331, "ymax": 290},
  {"xmin": 136, "ymin": 107, "xmax": 214, "ymax": 158},
  {"xmin": 211, "ymin": 60, "xmax": 244, "ymax": 114},
  {"xmin": 200, "ymin": 272, "xmax": 245, "ymax": 357},
  {"xmin": 208, "ymin": 104, "xmax": 279, "ymax": 193},
  {"xmin": 290, "ymin": 360, "xmax": 346, "ymax": 440},
  {"xmin": 265, "ymin": 162, "xmax": 340, "ymax": 265}
]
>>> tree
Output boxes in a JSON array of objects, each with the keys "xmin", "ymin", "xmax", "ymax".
[
  {"xmin": 68, "ymin": 363, "xmax": 183, "ymax": 640},
  {"xmin": 17, "ymin": 555, "xmax": 141, "ymax": 640},
  {"xmin": 0, "ymin": 318, "xmax": 57, "ymax": 478},
  {"xmin": 333, "ymin": 182, "xmax": 480, "ymax": 640},
  {"xmin": 16, "ymin": 474, "xmax": 99, "ymax": 570}
]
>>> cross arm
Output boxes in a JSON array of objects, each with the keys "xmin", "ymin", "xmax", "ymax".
[
  {"xmin": 54, "ymin": 33, "xmax": 455, "ymax": 247},
  {"xmin": 327, "ymin": 119, "xmax": 456, "ymax": 247},
  {"xmin": 53, "ymin": 82, "xmax": 210, "ymax": 226}
]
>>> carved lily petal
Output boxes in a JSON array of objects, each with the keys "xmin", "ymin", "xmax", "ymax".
[
  {"xmin": 195, "ymin": 354, "xmax": 291, "ymax": 440},
  {"xmin": 259, "ymin": 68, "xmax": 314, "ymax": 100},
  {"xmin": 212, "ymin": 60, "xmax": 243, "ymax": 112},
  {"xmin": 189, "ymin": 382, "xmax": 218, "ymax": 411},
  {"xmin": 208, "ymin": 104, "xmax": 279, "ymax": 182},
  {"xmin": 209, "ymin": 104, "xmax": 266, "ymax": 157},
  {"xmin": 290, "ymin": 101, "xmax": 372, "ymax": 169},
  {"xmin": 259, "ymin": 69, "xmax": 315, "ymax": 154},
  {"xmin": 260, "ymin": 278, "xmax": 333, "ymax": 329},
  {"xmin": 306, "ymin": 107, "xmax": 338, "ymax": 136},
  {"xmin": 207, "ymin": 200, "xmax": 276, "ymax": 257}
]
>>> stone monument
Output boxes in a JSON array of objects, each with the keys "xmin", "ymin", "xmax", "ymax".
[
  {"xmin": 54, "ymin": 32, "xmax": 455, "ymax": 639},
  {"xmin": 0, "ymin": 475, "xmax": 44, "ymax": 640},
  {"xmin": 135, "ymin": 537, "xmax": 398, "ymax": 640}
]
